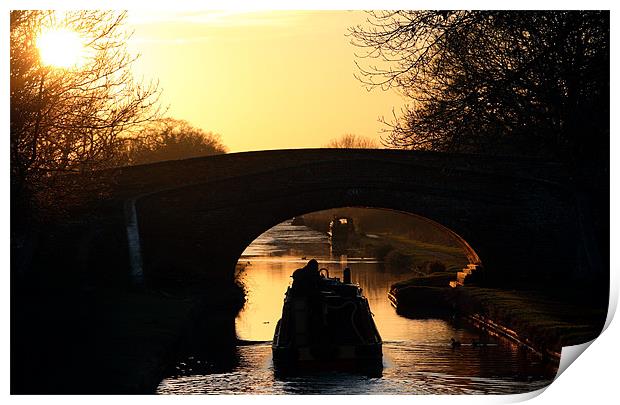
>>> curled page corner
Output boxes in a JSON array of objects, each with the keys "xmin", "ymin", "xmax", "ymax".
[
  {"xmin": 553, "ymin": 278, "xmax": 618, "ymax": 380},
  {"xmin": 555, "ymin": 340, "xmax": 594, "ymax": 379},
  {"xmin": 603, "ymin": 280, "xmax": 618, "ymax": 332},
  {"xmin": 499, "ymin": 341, "xmax": 599, "ymax": 403}
]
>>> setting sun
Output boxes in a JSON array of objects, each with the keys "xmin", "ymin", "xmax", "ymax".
[{"xmin": 37, "ymin": 28, "xmax": 86, "ymax": 68}]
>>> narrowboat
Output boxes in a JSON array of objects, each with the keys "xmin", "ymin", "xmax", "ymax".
[{"xmin": 272, "ymin": 266, "xmax": 383, "ymax": 376}]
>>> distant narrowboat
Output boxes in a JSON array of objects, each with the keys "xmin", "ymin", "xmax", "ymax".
[{"xmin": 327, "ymin": 216, "xmax": 358, "ymax": 253}]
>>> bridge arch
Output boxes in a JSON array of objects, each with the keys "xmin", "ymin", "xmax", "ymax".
[{"xmin": 129, "ymin": 149, "xmax": 581, "ymax": 286}]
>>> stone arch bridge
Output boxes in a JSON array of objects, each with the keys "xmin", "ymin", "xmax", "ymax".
[{"xmin": 89, "ymin": 149, "xmax": 597, "ymax": 287}]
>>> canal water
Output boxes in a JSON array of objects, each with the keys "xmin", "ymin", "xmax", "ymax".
[{"xmin": 157, "ymin": 220, "xmax": 557, "ymax": 394}]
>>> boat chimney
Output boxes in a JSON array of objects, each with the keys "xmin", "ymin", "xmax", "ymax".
[{"xmin": 343, "ymin": 267, "xmax": 351, "ymax": 284}]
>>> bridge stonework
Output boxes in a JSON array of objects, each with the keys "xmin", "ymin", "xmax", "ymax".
[{"xmin": 104, "ymin": 149, "xmax": 593, "ymax": 286}]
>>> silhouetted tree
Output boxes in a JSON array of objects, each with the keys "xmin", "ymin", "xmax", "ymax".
[
  {"xmin": 10, "ymin": 10, "xmax": 160, "ymax": 205},
  {"xmin": 325, "ymin": 133, "xmax": 380, "ymax": 148},
  {"xmin": 350, "ymin": 11, "xmax": 609, "ymax": 161},
  {"xmin": 125, "ymin": 118, "xmax": 227, "ymax": 165}
]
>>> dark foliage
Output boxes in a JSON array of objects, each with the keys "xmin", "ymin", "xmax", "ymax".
[
  {"xmin": 10, "ymin": 11, "xmax": 160, "ymax": 186},
  {"xmin": 350, "ymin": 11, "xmax": 609, "ymax": 162},
  {"xmin": 10, "ymin": 10, "xmax": 160, "ymax": 220}
]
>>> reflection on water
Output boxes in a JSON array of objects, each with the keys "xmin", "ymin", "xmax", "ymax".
[
  {"xmin": 158, "ymin": 342, "xmax": 552, "ymax": 395},
  {"xmin": 158, "ymin": 220, "xmax": 556, "ymax": 394}
]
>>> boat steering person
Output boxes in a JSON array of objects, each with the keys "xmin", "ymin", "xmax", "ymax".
[{"xmin": 291, "ymin": 259, "xmax": 322, "ymax": 294}]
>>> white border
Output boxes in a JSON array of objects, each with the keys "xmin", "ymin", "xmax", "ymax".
[{"xmin": 3, "ymin": 1, "xmax": 617, "ymax": 403}]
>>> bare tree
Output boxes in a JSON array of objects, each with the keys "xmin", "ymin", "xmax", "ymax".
[
  {"xmin": 124, "ymin": 118, "xmax": 227, "ymax": 165},
  {"xmin": 325, "ymin": 133, "xmax": 380, "ymax": 149},
  {"xmin": 10, "ymin": 10, "xmax": 161, "ymax": 202},
  {"xmin": 349, "ymin": 11, "xmax": 609, "ymax": 160}
]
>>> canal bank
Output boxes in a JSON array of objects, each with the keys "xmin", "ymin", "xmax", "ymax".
[
  {"xmin": 11, "ymin": 280, "xmax": 244, "ymax": 394},
  {"xmin": 11, "ymin": 189, "xmax": 248, "ymax": 393},
  {"xmin": 388, "ymin": 281, "xmax": 606, "ymax": 364}
]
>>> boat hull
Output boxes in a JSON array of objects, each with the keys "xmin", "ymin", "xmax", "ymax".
[
  {"xmin": 271, "ymin": 281, "xmax": 383, "ymax": 376},
  {"xmin": 272, "ymin": 343, "xmax": 383, "ymax": 376}
]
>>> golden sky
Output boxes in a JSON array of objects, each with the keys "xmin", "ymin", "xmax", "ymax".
[{"xmin": 126, "ymin": 10, "xmax": 405, "ymax": 152}]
